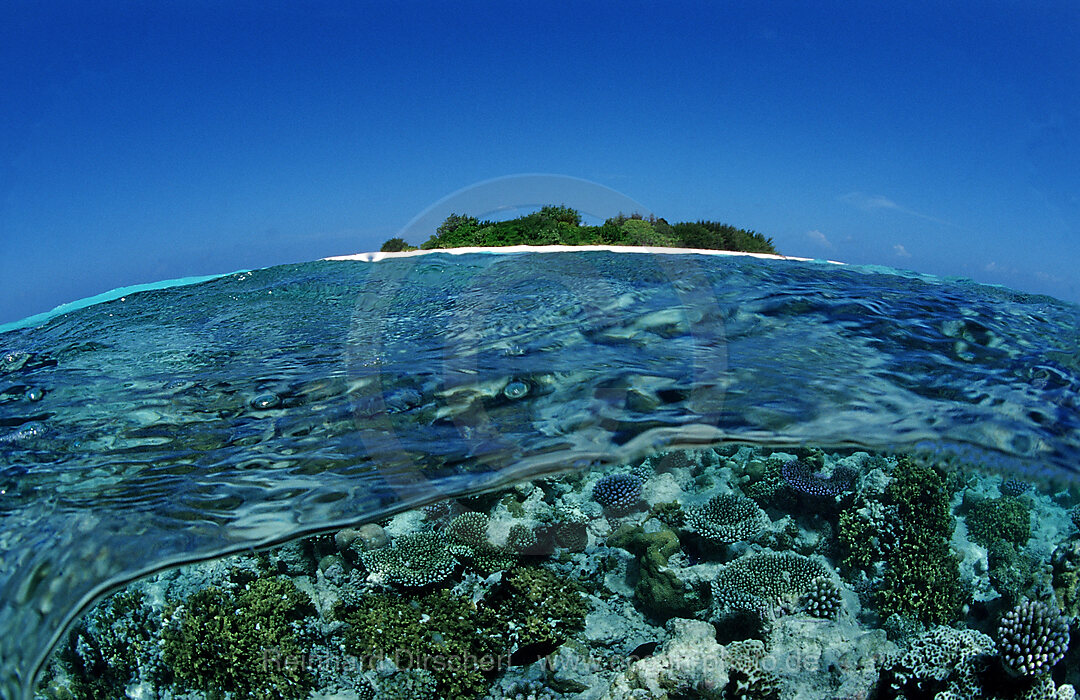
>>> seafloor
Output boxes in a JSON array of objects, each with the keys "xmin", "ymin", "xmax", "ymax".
[{"xmin": 36, "ymin": 447, "xmax": 1080, "ymax": 700}]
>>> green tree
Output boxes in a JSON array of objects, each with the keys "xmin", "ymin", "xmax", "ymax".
[
  {"xmin": 379, "ymin": 237, "xmax": 414, "ymax": 252},
  {"xmin": 421, "ymin": 213, "xmax": 481, "ymax": 249},
  {"xmin": 538, "ymin": 204, "xmax": 582, "ymax": 226}
]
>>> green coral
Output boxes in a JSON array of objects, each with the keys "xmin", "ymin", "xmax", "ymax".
[
  {"xmin": 876, "ymin": 458, "xmax": 966, "ymax": 626},
  {"xmin": 838, "ymin": 499, "xmax": 891, "ymax": 574},
  {"xmin": 496, "ymin": 567, "xmax": 589, "ymax": 648},
  {"xmin": 162, "ymin": 576, "xmax": 316, "ymax": 700},
  {"xmin": 608, "ymin": 524, "xmax": 702, "ymax": 619},
  {"xmin": 333, "ymin": 566, "xmax": 586, "ymax": 699},
  {"xmin": 839, "ymin": 509, "xmax": 878, "ymax": 573},
  {"xmin": 648, "ymin": 500, "xmax": 687, "ymax": 528},
  {"xmin": 986, "ymin": 539, "xmax": 1037, "ymax": 606},
  {"xmin": 57, "ymin": 590, "xmax": 161, "ymax": 699},
  {"xmin": 965, "ymin": 495, "xmax": 1031, "ymax": 549},
  {"xmin": 334, "ymin": 590, "xmax": 505, "ymax": 699},
  {"xmin": 743, "ymin": 456, "xmax": 788, "ymax": 504}
]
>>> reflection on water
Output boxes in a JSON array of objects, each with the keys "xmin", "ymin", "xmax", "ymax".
[{"xmin": 1, "ymin": 251, "xmax": 1078, "ymax": 698}]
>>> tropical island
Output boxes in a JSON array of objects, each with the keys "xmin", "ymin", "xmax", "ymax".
[{"xmin": 379, "ymin": 205, "xmax": 778, "ymax": 255}]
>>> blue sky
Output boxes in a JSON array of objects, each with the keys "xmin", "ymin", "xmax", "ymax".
[{"xmin": 2, "ymin": 2, "xmax": 1078, "ymax": 324}]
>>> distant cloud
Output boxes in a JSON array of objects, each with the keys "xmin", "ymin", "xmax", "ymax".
[
  {"xmin": 806, "ymin": 229, "xmax": 833, "ymax": 248},
  {"xmin": 841, "ymin": 192, "xmax": 952, "ymax": 226},
  {"xmin": 841, "ymin": 193, "xmax": 902, "ymax": 212},
  {"xmin": 893, "ymin": 244, "xmax": 911, "ymax": 258}
]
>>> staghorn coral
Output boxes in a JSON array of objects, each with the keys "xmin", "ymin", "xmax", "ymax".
[
  {"xmin": 996, "ymin": 600, "xmax": 1070, "ymax": 676},
  {"xmin": 360, "ymin": 531, "xmax": 457, "ymax": 587},
  {"xmin": 838, "ymin": 498, "xmax": 895, "ymax": 574},
  {"xmin": 496, "ymin": 566, "xmax": 589, "ymax": 649},
  {"xmin": 711, "ymin": 551, "xmax": 831, "ymax": 622},
  {"xmin": 686, "ymin": 494, "xmax": 769, "ymax": 544},
  {"xmin": 333, "ymin": 589, "xmax": 505, "ymax": 698}
]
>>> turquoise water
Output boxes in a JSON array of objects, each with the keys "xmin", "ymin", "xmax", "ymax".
[{"xmin": 2, "ymin": 251, "xmax": 1079, "ymax": 699}]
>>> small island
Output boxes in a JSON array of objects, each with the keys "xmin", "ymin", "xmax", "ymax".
[{"xmin": 379, "ymin": 205, "xmax": 778, "ymax": 255}]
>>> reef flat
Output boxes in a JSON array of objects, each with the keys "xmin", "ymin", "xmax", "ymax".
[{"xmin": 37, "ymin": 446, "xmax": 1080, "ymax": 699}]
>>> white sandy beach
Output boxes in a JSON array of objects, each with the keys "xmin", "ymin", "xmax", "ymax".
[{"xmin": 324, "ymin": 244, "xmax": 845, "ymax": 265}]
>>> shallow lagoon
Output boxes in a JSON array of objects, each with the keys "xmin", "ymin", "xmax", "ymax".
[{"xmin": 2, "ymin": 251, "xmax": 1079, "ymax": 699}]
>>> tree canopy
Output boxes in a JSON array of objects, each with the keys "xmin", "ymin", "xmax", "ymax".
[{"xmin": 379, "ymin": 205, "xmax": 777, "ymax": 255}]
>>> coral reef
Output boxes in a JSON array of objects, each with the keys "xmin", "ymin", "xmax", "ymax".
[
  {"xmin": 359, "ymin": 531, "xmax": 457, "ymax": 587},
  {"xmin": 161, "ymin": 576, "xmax": 316, "ymax": 699},
  {"xmin": 446, "ymin": 511, "xmax": 519, "ymax": 574},
  {"xmin": 1052, "ymin": 540, "xmax": 1080, "ymax": 619},
  {"xmin": 885, "ymin": 625, "xmax": 995, "ymax": 697},
  {"xmin": 55, "ymin": 590, "xmax": 161, "ymax": 699},
  {"xmin": 781, "ymin": 458, "xmax": 856, "ymax": 497},
  {"xmin": 36, "ymin": 446, "xmax": 1080, "ymax": 699},
  {"xmin": 711, "ymin": 551, "xmax": 831, "ymax": 622},
  {"xmin": 608, "ymin": 524, "xmax": 703, "ymax": 620},
  {"xmin": 967, "ymin": 495, "xmax": 1033, "ymax": 549},
  {"xmin": 685, "ymin": 493, "xmax": 769, "ymax": 544},
  {"xmin": 996, "ymin": 600, "xmax": 1070, "ymax": 676},
  {"xmin": 876, "ymin": 458, "xmax": 966, "ymax": 625},
  {"xmin": 801, "ymin": 575, "xmax": 844, "ymax": 619},
  {"xmin": 601, "ymin": 618, "xmax": 780, "ymax": 700},
  {"xmin": 592, "ymin": 473, "xmax": 644, "ymax": 513},
  {"xmin": 333, "ymin": 589, "xmax": 505, "ymax": 698},
  {"xmin": 838, "ymin": 497, "xmax": 895, "ymax": 574},
  {"xmin": 1002, "ymin": 478, "xmax": 1032, "ymax": 497}
]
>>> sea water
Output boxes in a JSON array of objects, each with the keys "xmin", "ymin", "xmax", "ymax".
[{"xmin": 1, "ymin": 251, "xmax": 1078, "ymax": 699}]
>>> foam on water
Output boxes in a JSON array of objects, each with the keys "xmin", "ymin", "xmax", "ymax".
[{"xmin": 1, "ymin": 250, "xmax": 1078, "ymax": 697}]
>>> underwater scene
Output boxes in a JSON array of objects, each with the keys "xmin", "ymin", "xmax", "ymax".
[{"xmin": 3, "ymin": 250, "xmax": 1080, "ymax": 700}]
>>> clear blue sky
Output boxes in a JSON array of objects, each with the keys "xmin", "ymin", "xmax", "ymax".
[{"xmin": 3, "ymin": 2, "xmax": 1078, "ymax": 324}]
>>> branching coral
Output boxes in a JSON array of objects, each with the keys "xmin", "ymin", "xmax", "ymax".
[
  {"xmin": 161, "ymin": 577, "xmax": 316, "ymax": 699},
  {"xmin": 966, "ymin": 496, "xmax": 1032, "ymax": 549},
  {"xmin": 801, "ymin": 575, "xmax": 844, "ymax": 619},
  {"xmin": 876, "ymin": 458, "xmax": 966, "ymax": 626},
  {"xmin": 711, "ymin": 551, "xmax": 831, "ymax": 622},
  {"xmin": 996, "ymin": 600, "xmax": 1070, "ymax": 677},
  {"xmin": 360, "ymin": 531, "xmax": 457, "ymax": 587},
  {"xmin": 686, "ymin": 494, "xmax": 769, "ymax": 544},
  {"xmin": 445, "ymin": 511, "xmax": 519, "ymax": 573}
]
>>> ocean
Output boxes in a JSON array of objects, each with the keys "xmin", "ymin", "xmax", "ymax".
[{"xmin": 2, "ymin": 250, "xmax": 1078, "ymax": 699}]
